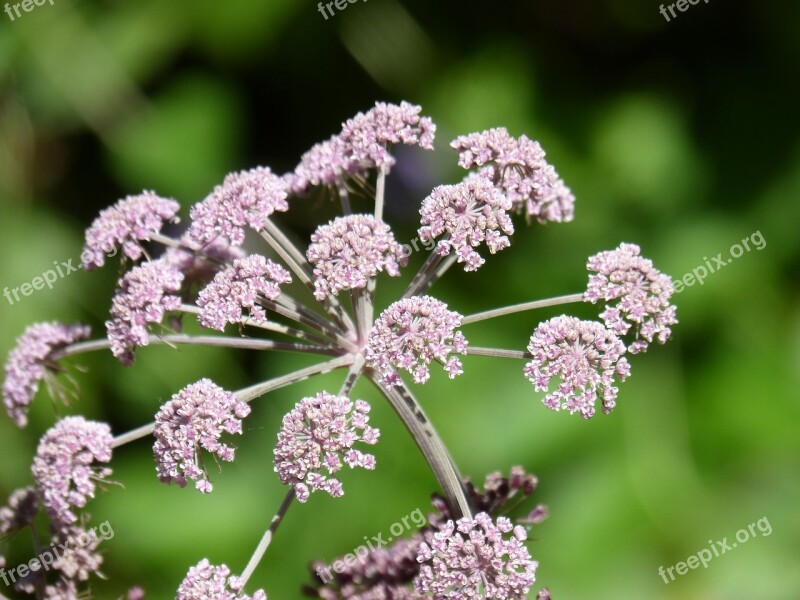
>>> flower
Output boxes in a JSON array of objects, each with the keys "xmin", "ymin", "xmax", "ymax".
[
  {"xmin": 153, "ymin": 379, "xmax": 251, "ymax": 494},
  {"xmin": 3, "ymin": 322, "xmax": 91, "ymax": 427},
  {"xmin": 196, "ymin": 255, "xmax": 292, "ymax": 331},
  {"xmin": 524, "ymin": 316, "xmax": 630, "ymax": 419},
  {"xmin": 50, "ymin": 524, "xmax": 105, "ymax": 581},
  {"xmin": 0, "ymin": 487, "xmax": 38, "ymax": 534},
  {"xmin": 307, "ymin": 215, "xmax": 407, "ymax": 301},
  {"xmin": 185, "ymin": 166, "xmax": 289, "ymax": 247},
  {"xmin": 31, "ymin": 416, "xmax": 113, "ymax": 526},
  {"xmin": 415, "ymin": 512, "xmax": 537, "ymax": 599},
  {"xmin": 164, "ymin": 237, "xmax": 246, "ymax": 289},
  {"xmin": 286, "ymin": 136, "xmax": 352, "ymax": 195},
  {"xmin": 81, "ymin": 191, "xmax": 180, "ymax": 270},
  {"xmin": 451, "ymin": 127, "xmax": 574, "ymax": 224},
  {"xmin": 177, "ymin": 559, "xmax": 267, "ymax": 600},
  {"xmin": 274, "ymin": 392, "xmax": 380, "ymax": 502},
  {"xmin": 418, "ymin": 176, "xmax": 514, "ymax": 271},
  {"xmin": 365, "ymin": 296, "xmax": 468, "ymax": 386},
  {"xmin": 105, "ymin": 259, "xmax": 184, "ymax": 365},
  {"xmin": 584, "ymin": 243, "xmax": 678, "ymax": 353}
]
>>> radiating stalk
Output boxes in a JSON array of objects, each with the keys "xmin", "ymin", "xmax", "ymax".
[
  {"xmin": 465, "ymin": 346, "xmax": 531, "ymax": 360},
  {"xmin": 239, "ymin": 490, "xmax": 295, "ymax": 587},
  {"xmin": 461, "ymin": 293, "xmax": 584, "ymax": 325}
]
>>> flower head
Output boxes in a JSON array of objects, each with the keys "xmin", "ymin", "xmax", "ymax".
[
  {"xmin": 419, "ymin": 176, "xmax": 514, "ymax": 271},
  {"xmin": 185, "ymin": 166, "xmax": 289, "ymax": 247},
  {"xmin": 82, "ymin": 191, "xmax": 180, "ymax": 270},
  {"xmin": 366, "ymin": 296, "xmax": 468, "ymax": 386},
  {"xmin": 0, "ymin": 487, "xmax": 38, "ymax": 535},
  {"xmin": 451, "ymin": 127, "xmax": 574, "ymax": 224},
  {"xmin": 50, "ymin": 524, "xmax": 105, "ymax": 581},
  {"xmin": 415, "ymin": 512, "xmax": 537, "ymax": 599},
  {"xmin": 154, "ymin": 379, "xmax": 251, "ymax": 494},
  {"xmin": 307, "ymin": 215, "xmax": 407, "ymax": 300},
  {"xmin": 524, "ymin": 316, "xmax": 630, "ymax": 419},
  {"xmin": 274, "ymin": 392, "xmax": 379, "ymax": 502},
  {"xmin": 164, "ymin": 237, "xmax": 246, "ymax": 288},
  {"xmin": 584, "ymin": 243, "xmax": 678, "ymax": 353},
  {"xmin": 286, "ymin": 136, "xmax": 352, "ymax": 195},
  {"xmin": 106, "ymin": 259, "xmax": 184, "ymax": 365},
  {"xmin": 31, "ymin": 416, "xmax": 113, "ymax": 526},
  {"xmin": 3, "ymin": 322, "xmax": 91, "ymax": 427},
  {"xmin": 197, "ymin": 255, "xmax": 292, "ymax": 331},
  {"xmin": 177, "ymin": 559, "xmax": 267, "ymax": 600}
]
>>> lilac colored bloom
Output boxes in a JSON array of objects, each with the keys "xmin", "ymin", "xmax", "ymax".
[
  {"xmin": 51, "ymin": 524, "xmax": 105, "ymax": 581},
  {"xmin": 0, "ymin": 487, "xmax": 38, "ymax": 534},
  {"xmin": 537, "ymin": 588, "xmax": 552, "ymax": 600},
  {"xmin": 418, "ymin": 176, "xmax": 514, "ymax": 272},
  {"xmin": 274, "ymin": 392, "xmax": 380, "ymax": 503},
  {"xmin": 286, "ymin": 136, "xmax": 352, "ymax": 195},
  {"xmin": 153, "ymin": 378, "xmax": 251, "ymax": 494},
  {"xmin": 106, "ymin": 259, "xmax": 184, "ymax": 366},
  {"xmin": 31, "ymin": 416, "xmax": 113, "ymax": 526},
  {"xmin": 307, "ymin": 215, "xmax": 407, "ymax": 301},
  {"xmin": 524, "ymin": 316, "xmax": 630, "ymax": 419},
  {"xmin": 196, "ymin": 254, "xmax": 292, "ymax": 331},
  {"xmin": 82, "ymin": 191, "xmax": 180, "ymax": 270},
  {"xmin": 185, "ymin": 166, "xmax": 289, "ymax": 247},
  {"xmin": 3, "ymin": 322, "xmax": 91, "ymax": 427},
  {"xmin": 365, "ymin": 296, "xmax": 468, "ymax": 386},
  {"xmin": 451, "ymin": 127, "xmax": 575, "ymax": 224},
  {"xmin": 415, "ymin": 512, "xmax": 537, "ymax": 599},
  {"xmin": 584, "ymin": 243, "xmax": 678, "ymax": 354},
  {"xmin": 164, "ymin": 237, "xmax": 246, "ymax": 288},
  {"xmin": 177, "ymin": 559, "xmax": 267, "ymax": 600}
]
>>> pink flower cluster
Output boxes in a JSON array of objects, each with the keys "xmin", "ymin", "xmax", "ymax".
[{"xmin": 177, "ymin": 560, "xmax": 267, "ymax": 600}]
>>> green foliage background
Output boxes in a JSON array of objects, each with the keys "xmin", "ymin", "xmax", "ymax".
[{"xmin": 0, "ymin": 1, "xmax": 798, "ymax": 598}]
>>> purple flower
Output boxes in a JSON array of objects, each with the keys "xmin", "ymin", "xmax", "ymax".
[
  {"xmin": 524, "ymin": 316, "xmax": 630, "ymax": 419},
  {"xmin": 584, "ymin": 243, "xmax": 678, "ymax": 353},
  {"xmin": 31, "ymin": 416, "xmax": 113, "ymax": 526},
  {"xmin": 106, "ymin": 259, "xmax": 184, "ymax": 365},
  {"xmin": 307, "ymin": 215, "xmax": 407, "ymax": 301},
  {"xmin": 153, "ymin": 379, "xmax": 251, "ymax": 494},
  {"xmin": 415, "ymin": 512, "xmax": 537, "ymax": 599},
  {"xmin": 196, "ymin": 255, "xmax": 292, "ymax": 331},
  {"xmin": 286, "ymin": 136, "xmax": 352, "ymax": 195},
  {"xmin": 185, "ymin": 166, "xmax": 289, "ymax": 247},
  {"xmin": 274, "ymin": 392, "xmax": 380, "ymax": 503},
  {"xmin": 164, "ymin": 237, "xmax": 246, "ymax": 288},
  {"xmin": 451, "ymin": 127, "xmax": 575, "ymax": 224},
  {"xmin": 3, "ymin": 322, "xmax": 91, "ymax": 427},
  {"xmin": 177, "ymin": 559, "xmax": 267, "ymax": 600},
  {"xmin": 0, "ymin": 487, "xmax": 38, "ymax": 534},
  {"xmin": 365, "ymin": 296, "xmax": 468, "ymax": 386},
  {"xmin": 537, "ymin": 588, "xmax": 552, "ymax": 600},
  {"xmin": 418, "ymin": 176, "xmax": 514, "ymax": 272},
  {"xmin": 50, "ymin": 524, "xmax": 105, "ymax": 581},
  {"xmin": 82, "ymin": 191, "xmax": 180, "ymax": 270}
]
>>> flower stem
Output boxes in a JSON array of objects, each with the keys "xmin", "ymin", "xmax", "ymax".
[
  {"xmin": 337, "ymin": 183, "xmax": 352, "ymax": 215},
  {"xmin": 239, "ymin": 489, "xmax": 295, "ymax": 588},
  {"xmin": 402, "ymin": 251, "xmax": 443, "ymax": 299},
  {"xmin": 374, "ymin": 165, "xmax": 387, "ymax": 222},
  {"xmin": 339, "ymin": 354, "xmax": 365, "ymax": 396},
  {"xmin": 465, "ymin": 346, "xmax": 531, "ymax": 360},
  {"xmin": 460, "ymin": 292, "xmax": 584, "ymax": 325}
]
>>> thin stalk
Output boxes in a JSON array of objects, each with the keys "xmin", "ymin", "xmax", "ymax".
[
  {"xmin": 149, "ymin": 232, "xmax": 183, "ymax": 250},
  {"xmin": 412, "ymin": 254, "xmax": 457, "ymax": 298},
  {"xmin": 402, "ymin": 251, "xmax": 443, "ymax": 299},
  {"xmin": 239, "ymin": 490, "xmax": 295, "ymax": 588},
  {"xmin": 374, "ymin": 165, "xmax": 387, "ymax": 221},
  {"xmin": 461, "ymin": 293, "xmax": 584, "ymax": 325},
  {"xmin": 337, "ymin": 183, "xmax": 352, "ymax": 215},
  {"xmin": 466, "ymin": 347, "xmax": 531, "ymax": 360},
  {"xmin": 268, "ymin": 297, "xmax": 358, "ymax": 352},
  {"xmin": 339, "ymin": 354, "xmax": 365, "ymax": 396}
]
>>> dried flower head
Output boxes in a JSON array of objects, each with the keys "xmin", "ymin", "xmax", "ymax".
[
  {"xmin": 81, "ymin": 191, "xmax": 180, "ymax": 270},
  {"xmin": 185, "ymin": 166, "xmax": 289, "ymax": 247},
  {"xmin": 524, "ymin": 316, "xmax": 630, "ymax": 419},
  {"xmin": 154, "ymin": 378, "xmax": 251, "ymax": 494},
  {"xmin": 451, "ymin": 127, "xmax": 574, "ymax": 224},
  {"xmin": 105, "ymin": 259, "xmax": 184, "ymax": 366},
  {"xmin": 0, "ymin": 487, "xmax": 38, "ymax": 535},
  {"xmin": 196, "ymin": 254, "xmax": 292, "ymax": 331},
  {"xmin": 415, "ymin": 512, "xmax": 537, "ymax": 599},
  {"xmin": 584, "ymin": 243, "xmax": 678, "ymax": 354},
  {"xmin": 307, "ymin": 215, "xmax": 407, "ymax": 301},
  {"xmin": 366, "ymin": 296, "xmax": 468, "ymax": 386},
  {"xmin": 177, "ymin": 559, "xmax": 267, "ymax": 600},
  {"xmin": 3, "ymin": 322, "xmax": 91, "ymax": 427},
  {"xmin": 31, "ymin": 416, "xmax": 113, "ymax": 526},
  {"xmin": 418, "ymin": 176, "xmax": 514, "ymax": 271},
  {"xmin": 274, "ymin": 392, "xmax": 380, "ymax": 503}
]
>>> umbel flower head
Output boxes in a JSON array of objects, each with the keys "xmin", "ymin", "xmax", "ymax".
[
  {"xmin": 81, "ymin": 191, "xmax": 180, "ymax": 270},
  {"xmin": 163, "ymin": 237, "xmax": 246, "ymax": 289},
  {"xmin": 274, "ymin": 392, "xmax": 380, "ymax": 503},
  {"xmin": 31, "ymin": 416, "xmax": 113, "ymax": 526},
  {"xmin": 185, "ymin": 166, "xmax": 289, "ymax": 247},
  {"xmin": 105, "ymin": 258, "xmax": 184, "ymax": 366},
  {"xmin": 177, "ymin": 559, "xmax": 267, "ymax": 600},
  {"xmin": 584, "ymin": 242, "xmax": 678, "ymax": 354},
  {"xmin": 153, "ymin": 378, "xmax": 251, "ymax": 494},
  {"xmin": 418, "ymin": 175, "xmax": 514, "ymax": 272},
  {"xmin": 197, "ymin": 254, "xmax": 292, "ymax": 331},
  {"xmin": 451, "ymin": 127, "xmax": 575, "ymax": 224},
  {"xmin": 3, "ymin": 322, "xmax": 91, "ymax": 427},
  {"xmin": 524, "ymin": 315, "xmax": 631, "ymax": 419},
  {"xmin": 366, "ymin": 296, "xmax": 468, "ymax": 386},
  {"xmin": 415, "ymin": 512, "xmax": 538, "ymax": 599},
  {"xmin": 0, "ymin": 487, "xmax": 38, "ymax": 535},
  {"xmin": 287, "ymin": 135, "xmax": 353, "ymax": 195},
  {"xmin": 307, "ymin": 214, "xmax": 407, "ymax": 301}
]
